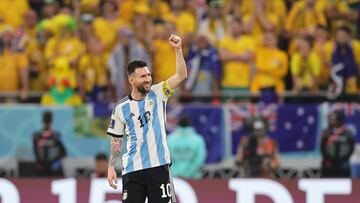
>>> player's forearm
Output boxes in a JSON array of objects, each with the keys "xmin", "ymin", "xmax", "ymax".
[
  {"xmin": 109, "ymin": 137, "xmax": 122, "ymax": 168},
  {"xmin": 174, "ymin": 48, "xmax": 187, "ymax": 81}
]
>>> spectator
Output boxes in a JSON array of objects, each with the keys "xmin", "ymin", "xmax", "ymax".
[
  {"xmin": 92, "ymin": 153, "xmax": 108, "ymax": 178},
  {"xmin": 290, "ymin": 35, "xmax": 321, "ymax": 96},
  {"xmin": 78, "ymin": 18, "xmax": 109, "ymax": 103},
  {"xmin": 33, "ymin": 111, "xmax": 67, "ymax": 177},
  {"xmin": 235, "ymin": 116, "xmax": 280, "ymax": 178},
  {"xmin": 148, "ymin": 0, "xmax": 171, "ymax": 20},
  {"xmin": 285, "ymin": 0, "xmax": 327, "ymax": 54},
  {"xmin": 184, "ymin": 32, "xmax": 222, "ymax": 98},
  {"xmin": 325, "ymin": 26, "xmax": 360, "ymax": 99},
  {"xmin": 0, "ymin": 0, "xmax": 29, "ymax": 29},
  {"xmin": 92, "ymin": 1, "xmax": 126, "ymax": 53},
  {"xmin": 151, "ymin": 19, "xmax": 177, "ymax": 83},
  {"xmin": 320, "ymin": 110, "xmax": 355, "ymax": 178},
  {"xmin": 167, "ymin": 116, "xmax": 207, "ymax": 179},
  {"xmin": 166, "ymin": 0, "xmax": 197, "ymax": 48},
  {"xmin": 285, "ymin": 0, "xmax": 327, "ymax": 38},
  {"xmin": 251, "ymin": 31, "xmax": 288, "ymax": 104},
  {"xmin": 313, "ymin": 25, "xmax": 331, "ymax": 89},
  {"xmin": 242, "ymin": 0, "xmax": 284, "ymax": 43},
  {"xmin": 0, "ymin": 25, "xmax": 29, "ymax": 102},
  {"xmin": 321, "ymin": 0, "xmax": 354, "ymax": 35},
  {"xmin": 108, "ymin": 26, "xmax": 152, "ymax": 100},
  {"xmin": 22, "ymin": 9, "xmax": 47, "ymax": 91},
  {"xmin": 198, "ymin": 0, "xmax": 228, "ymax": 46},
  {"xmin": 219, "ymin": 17, "xmax": 255, "ymax": 98},
  {"xmin": 44, "ymin": 14, "xmax": 84, "ymax": 67}
]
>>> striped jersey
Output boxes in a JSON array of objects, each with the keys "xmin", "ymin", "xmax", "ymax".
[{"xmin": 107, "ymin": 80, "xmax": 176, "ymax": 175}]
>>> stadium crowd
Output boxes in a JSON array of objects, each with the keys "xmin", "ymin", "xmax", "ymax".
[{"xmin": 0, "ymin": 0, "xmax": 360, "ymax": 104}]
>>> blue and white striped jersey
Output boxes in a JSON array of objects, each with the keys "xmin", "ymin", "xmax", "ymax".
[{"xmin": 107, "ymin": 80, "xmax": 176, "ymax": 175}]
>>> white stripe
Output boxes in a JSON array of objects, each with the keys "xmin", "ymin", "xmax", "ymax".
[
  {"xmin": 146, "ymin": 96, "xmax": 160, "ymax": 167},
  {"xmin": 155, "ymin": 92, "xmax": 171, "ymax": 163},
  {"xmin": 130, "ymin": 101, "xmax": 143, "ymax": 171},
  {"xmin": 118, "ymin": 104, "xmax": 130, "ymax": 174}
]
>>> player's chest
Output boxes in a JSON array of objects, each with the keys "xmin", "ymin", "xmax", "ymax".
[{"xmin": 123, "ymin": 99, "xmax": 161, "ymax": 127}]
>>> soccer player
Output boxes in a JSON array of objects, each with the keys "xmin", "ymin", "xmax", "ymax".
[{"xmin": 107, "ymin": 34, "xmax": 187, "ymax": 203}]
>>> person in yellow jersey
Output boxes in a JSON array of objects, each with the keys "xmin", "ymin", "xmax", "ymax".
[
  {"xmin": 44, "ymin": 14, "xmax": 85, "ymax": 67},
  {"xmin": 151, "ymin": 20, "xmax": 177, "ymax": 83},
  {"xmin": 286, "ymin": 0, "xmax": 327, "ymax": 37},
  {"xmin": 22, "ymin": 10, "xmax": 47, "ymax": 91},
  {"xmin": 148, "ymin": 0, "xmax": 171, "ymax": 20},
  {"xmin": 198, "ymin": 0, "xmax": 228, "ymax": 46},
  {"xmin": 219, "ymin": 18, "xmax": 256, "ymax": 99},
  {"xmin": 165, "ymin": 0, "xmax": 196, "ymax": 50},
  {"xmin": 132, "ymin": 3, "xmax": 153, "ymax": 51},
  {"xmin": 251, "ymin": 31, "xmax": 288, "ymax": 104},
  {"xmin": 241, "ymin": 0, "xmax": 285, "ymax": 43},
  {"xmin": 290, "ymin": 35, "xmax": 321, "ymax": 96},
  {"xmin": 324, "ymin": 26, "xmax": 360, "ymax": 98},
  {"xmin": 79, "ymin": 32, "xmax": 109, "ymax": 103},
  {"xmin": 0, "ymin": 26, "xmax": 29, "ymax": 102},
  {"xmin": 313, "ymin": 25, "xmax": 331, "ymax": 89},
  {"xmin": 0, "ymin": 0, "xmax": 29, "ymax": 28},
  {"xmin": 317, "ymin": 0, "xmax": 353, "ymax": 35},
  {"xmin": 92, "ymin": 1, "xmax": 127, "ymax": 53},
  {"xmin": 286, "ymin": 0, "xmax": 327, "ymax": 54}
]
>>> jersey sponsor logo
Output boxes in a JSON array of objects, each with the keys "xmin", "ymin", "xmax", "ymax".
[{"xmin": 109, "ymin": 119, "xmax": 115, "ymax": 129}]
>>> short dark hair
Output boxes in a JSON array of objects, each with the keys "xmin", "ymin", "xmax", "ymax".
[
  {"xmin": 178, "ymin": 115, "xmax": 191, "ymax": 127},
  {"xmin": 95, "ymin": 153, "xmax": 108, "ymax": 161},
  {"xmin": 43, "ymin": 111, "xmax": 52, "ymax": 124},
  {"xmin": 127, "ymin": 60, "xmax": 147, "ymax": 75}
]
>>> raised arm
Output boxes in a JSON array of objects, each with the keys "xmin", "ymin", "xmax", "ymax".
[
  {"xmin": 107, "ymin": 137, "xmax": 122, "ymax": 189},
  {"xmin": 167, "ymin": 34, "xmax": 188, "ymax": 90}
]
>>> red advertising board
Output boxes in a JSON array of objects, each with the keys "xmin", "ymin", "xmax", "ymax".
[{"xmin": 0, "ymin": 178, "xmax": 359, "ymax": 203}]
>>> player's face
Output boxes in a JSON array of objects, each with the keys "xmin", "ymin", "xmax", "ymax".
[{"xmin": 130, "ymin": 67, "xmax": 152, "ymax": 94}]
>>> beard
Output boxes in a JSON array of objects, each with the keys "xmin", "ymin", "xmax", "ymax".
[{"xmin": 137, "ymin": 82, "xmax": 151, "ymax": 94}]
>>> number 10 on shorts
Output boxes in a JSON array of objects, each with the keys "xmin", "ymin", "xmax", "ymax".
[{"xmin": 160, "ymin": 183, "xmax": 172, "ymax": 198}]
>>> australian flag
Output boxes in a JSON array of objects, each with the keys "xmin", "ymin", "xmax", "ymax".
[
  {"xmin": 166, "ymin": 104, "xmax": 224, "ymax": 163},
  {"xmin": 229, "ymin": 103, "xmax": 279, "ymax": 154},
  {"xmin": 273, "ymin": 104, "xmax": 320, "ymax": 152},
  {"xmin": 230, "ymin": 103, "xmax": 320, "ymax": 154}
]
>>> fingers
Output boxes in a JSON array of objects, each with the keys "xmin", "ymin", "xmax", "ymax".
[
  {"xmin": 108, "ymin": 177, "xmax": 118, "ymax": 189},
  {"xmin": 169, "ymin": 34, "xmax": 180, "ymax": 43}
]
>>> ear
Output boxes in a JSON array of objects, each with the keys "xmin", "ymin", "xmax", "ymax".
[{"xmin": 128, "ymin": 76, "xmax": 133, "ymax": 84}]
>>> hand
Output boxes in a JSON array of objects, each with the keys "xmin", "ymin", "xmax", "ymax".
[
  {"xmin": 107, "ymin": 166, "xmax": 118, "ymax": 189},
  {"xmin": 169, "ymin": 34, "xmax": 182, "ymax": 49}
]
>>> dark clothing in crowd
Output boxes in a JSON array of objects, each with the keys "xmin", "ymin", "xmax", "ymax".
[
  {"xmin": 33, "ymin": 128, "xmax": 66, "ymax": 176},
  {"xmin": 321, "ymin": 126, "xmax": 355, "ymax": 177}
]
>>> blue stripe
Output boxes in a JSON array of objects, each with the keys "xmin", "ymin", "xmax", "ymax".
[
  {"xmin": 149, "ymin": 91, "xmax": 167, "ymax": 165},
  {"xmin": 138, "ymin": 100, "xmax": 151, "ymax": 168},
  {"xmin": 122, "ymin": 103, "xmax": 135, "ymax": 172}
]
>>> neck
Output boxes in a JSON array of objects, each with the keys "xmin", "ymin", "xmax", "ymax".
[{"xmin": 130, "ymin": 89, "xmax": 146, "ymax": 100}]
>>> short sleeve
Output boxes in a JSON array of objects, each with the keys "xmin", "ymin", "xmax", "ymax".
[
  {"xmin": 151, "ymin": 80, "xmax": 176, "ymax": 101},
  {"xmin": 107, "ymin": 107, "xmax": 124, "ymax": 138}
]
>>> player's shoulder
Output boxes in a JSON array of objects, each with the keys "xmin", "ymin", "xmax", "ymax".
[
  {"xmin": 150, "ymin": 81, "xmax": 165, "ymax": 92},
  {"xmin": 114, "ymin": 95, "xmax": 130, "ymax": 109}
]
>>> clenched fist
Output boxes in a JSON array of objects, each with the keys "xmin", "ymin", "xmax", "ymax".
[{"xmin": 169, "ymin": 34, "xmax": 182, "ymax": 49}]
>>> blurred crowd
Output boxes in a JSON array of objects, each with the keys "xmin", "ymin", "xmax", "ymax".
[{"xmin": 0, "ymin": 0, "xmax": 360, "ymax": 104}]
